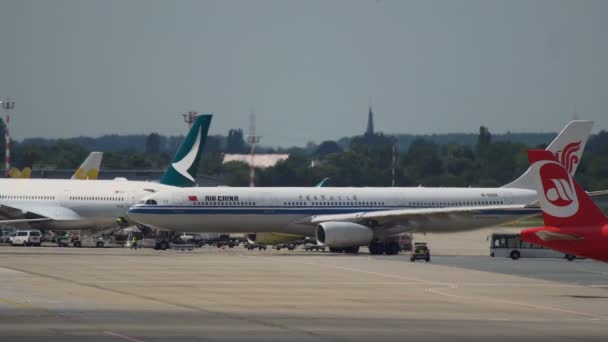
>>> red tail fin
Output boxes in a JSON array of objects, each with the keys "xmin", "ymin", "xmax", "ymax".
[{"xmin": 528, "ymin": 150, "xmax": 606, "ymax": 227}]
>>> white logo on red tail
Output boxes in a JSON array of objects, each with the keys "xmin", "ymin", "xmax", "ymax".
[
  {"xmin": 553, "ymin": 141, "xmax": 581, "ymax": 175},
  {"xmin": 536, "ymin": 160, "xmax": 579, "ymax": 218}
]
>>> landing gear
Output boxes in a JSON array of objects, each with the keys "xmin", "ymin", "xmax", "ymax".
[
  {"xmin": 368, "ymin": 241, "xmax": 385, "ymax": 255},
  {"xmin": 154, "ymin": 240, "xmax": 170, "ymax": 250},
  {"xmin": 384, "ymin": 241, "xmax": 400, "ymax": 255},
  {"xmin": 329, "ymin": 247, "xmax": 343, "ymax": 253}
]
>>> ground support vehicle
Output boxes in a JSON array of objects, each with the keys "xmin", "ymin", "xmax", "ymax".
[{"xmin": 410, "ymin": 242, "xmax": 431, "ymax": 262}]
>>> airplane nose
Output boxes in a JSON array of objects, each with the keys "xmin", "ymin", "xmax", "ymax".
[{"xmin": 126, "ymin": 206, "xmax": 146, "ymax": 223}]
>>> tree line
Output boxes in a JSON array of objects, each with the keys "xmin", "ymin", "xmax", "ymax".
[{"xmin": 3, "ymin": 118, "xmax": 608, "ymax": 191}]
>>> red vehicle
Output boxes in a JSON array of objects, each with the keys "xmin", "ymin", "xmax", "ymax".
[{"xmin": 520, "ymin": 150, "xmax": 608, "ymax": 262}]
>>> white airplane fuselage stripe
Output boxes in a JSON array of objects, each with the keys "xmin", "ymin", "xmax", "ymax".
[{"xmin": 128, "ymin": 186, "xmax": 539, "ymax": 235}]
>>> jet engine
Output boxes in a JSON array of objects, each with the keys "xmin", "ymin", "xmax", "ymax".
[
  {"xmin": 315, "ymin": 222, "xmax": 373, "ymax": 248},
  {"xmin": 246, "ymin": 233, "xmax": 303, "ymax": 245}
]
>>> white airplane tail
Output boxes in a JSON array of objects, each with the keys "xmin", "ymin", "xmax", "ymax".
[
  {"xmin": 71, "ymin": 152, "xmax": 103, "ymax": 180},
  {"xmin": 502, "ymin": 120, "xmax": 593, "ymax": 190}
]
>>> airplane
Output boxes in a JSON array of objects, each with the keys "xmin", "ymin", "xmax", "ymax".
[
  {"xmin": 520, "ymin": 150, "xmax": 608, "ymax": 262},
  {"xmin": 8, "ymin": 167, "xmax": 32, "ymax": 178},
  {"xmin": 72, "ymin": 152, "xmax": 103, "ymax": 179},
  {"xmin": 8, "ymin": 152, "xmax": 103, "ymax": 180},
  {"xmin": 0, "ymin": 114, "xmax": 212, "ymax": 234},
  {"xmin": 128, "ymin": 120, "xmax": 594, "ymax": 255}
]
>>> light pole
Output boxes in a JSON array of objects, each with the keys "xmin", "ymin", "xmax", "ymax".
[
  {"xmin": 1, "ymin": 99, "xmax": 15, "ymax": 177},
  {"xmin": 391, "ymin": 136, "xmax": 397, "ymax": 187},
  {"xmin": 246, "ymin": 111, "xmax": 261, "ymax": 187}
]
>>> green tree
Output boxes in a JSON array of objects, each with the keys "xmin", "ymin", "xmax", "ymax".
[
  {"xmin": 226, "ymin": 129, "xmax": 247, "ymax": 153},
  {"xmin": 145, "ymin": 133, "xmax": 161, "ymax": 154},
  {"xmin": 314, "ymin": 140, "xmax": 342, "ymax": 159}
]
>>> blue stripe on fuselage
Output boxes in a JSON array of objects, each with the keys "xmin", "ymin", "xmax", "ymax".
[{"xmin": 127, "ymin": 206, "xmax": 540, "ymax": 216}]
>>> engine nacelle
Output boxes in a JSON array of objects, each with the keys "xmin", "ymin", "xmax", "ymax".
[
  {"xmin": 316, "ymin": 222, "xmax": 373, "ymax": 248},
  {"xmin": 246, "ymin": 233, "xmax": 302, "ymax": 245}
]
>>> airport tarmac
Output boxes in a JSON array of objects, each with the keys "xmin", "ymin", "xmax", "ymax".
[{"xmin": 1, "ymin": 246, "xmax": 608, "ymax": 341}]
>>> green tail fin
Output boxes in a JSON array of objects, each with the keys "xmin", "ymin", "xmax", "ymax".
[{"xmin": 160, "ymin": 114, "xmax": 212, "ymax": 187}]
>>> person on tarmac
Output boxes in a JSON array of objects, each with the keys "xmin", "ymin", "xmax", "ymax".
[{"xmin": 131, "ymin": 235, "xmax": 138, "ymax": 250}]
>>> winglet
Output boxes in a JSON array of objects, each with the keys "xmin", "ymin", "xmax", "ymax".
[{"xmin": 160, "ymin": 114, "xmax": 212, "ymax": 187}]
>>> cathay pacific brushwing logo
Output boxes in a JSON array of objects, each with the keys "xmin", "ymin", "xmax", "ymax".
[{"xmin": 171, "ymin": 126, "xmax": 202, "ymax": 182}]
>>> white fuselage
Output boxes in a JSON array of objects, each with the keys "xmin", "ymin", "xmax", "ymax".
[
  {"xmin": 0, "ymin": 179, "xmax": 173, "ymax": 230},
  {"xmin": 127, "ymin": 186, "xmax": 540, "ymax": 237}
]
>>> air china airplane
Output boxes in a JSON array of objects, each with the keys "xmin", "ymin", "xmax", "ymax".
[
  {"xmin": 128, "ymin": 121, "xmax": 593, "ymax": 255},
  {"xmin": 0, "ymin": 115, "xmax": 212, "ymax": 231},
  {"xmin": 520, "ymin": 150, "xmax": 608, "ymax": 262}
]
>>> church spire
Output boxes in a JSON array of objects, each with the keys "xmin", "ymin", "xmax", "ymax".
[{"xmin": 365, "ymin": 103, "xmax": 375, "ymax": 137}]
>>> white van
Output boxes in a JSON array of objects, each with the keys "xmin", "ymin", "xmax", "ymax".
[{"xmin": 9, "ymin": 230, "xmax": 41, "ymax": 246}]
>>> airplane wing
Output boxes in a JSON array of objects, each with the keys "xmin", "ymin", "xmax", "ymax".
[
  {"xmin": 588, "ymin": 190, "xmax": 608, "ymax": 197},
  {"xmin": 300, "ymin": 204, "xmax": 537, "ymax": 229},
  {"xmin": 0, "ymin": 203, "xmax": 81, "ymax": 223}
]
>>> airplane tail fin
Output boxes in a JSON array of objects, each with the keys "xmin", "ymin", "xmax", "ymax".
[
  {"xmin": 502, "ymin": 120, "xmax": 593, "ymax": 190},
  {"xmin": 528, "ymin": 150, "xmax": 606, "ymax": 228},
  {"xmin": 72, "ymin": 152, "xmax": 103, "ymax": 180},
  {"xmin": 160, "ymin": 114, "xmax": 212, "ymax": 187},
  {"xmin": 9, "ymin": 167, "xmax": 32, "ymax": 178}
]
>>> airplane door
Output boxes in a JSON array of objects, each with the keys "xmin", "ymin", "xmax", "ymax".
[{"xmin": 59, "ymin": 189, "xmax": 72, "ymax": 206}]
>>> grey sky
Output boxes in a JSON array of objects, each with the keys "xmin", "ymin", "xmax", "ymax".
[{"xmin": 1, "ymin": 0, "xmax": 607, "ymax": 146}]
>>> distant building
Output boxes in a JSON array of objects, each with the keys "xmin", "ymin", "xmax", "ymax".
[
  {"xmin": 365, "ymin": 105, "xmax": 375, "ymax": 137},
  {"xmin": 222, "ymin": 154, "xmax": 289, "ymax": 169}
]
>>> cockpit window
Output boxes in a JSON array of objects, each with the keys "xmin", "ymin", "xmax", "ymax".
[{"xmin": 145, "ymin": 199, "xmax": 158, "ymax": 205}]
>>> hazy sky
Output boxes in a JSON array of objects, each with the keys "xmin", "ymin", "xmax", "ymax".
[{"xmin": 1, "ymin": 0, "xmax": 607, "ymax": 146}]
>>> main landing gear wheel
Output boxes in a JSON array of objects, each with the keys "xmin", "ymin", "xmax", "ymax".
[
  {"xmin": 368, "ymin": 241, "xmax": 385, "ymax": 255},
  {"xmin": 384, "ymin": 241, "xmax": 400, "ymax": 255},
  {"xmin": 329, "ymin": 247, "xmax": 344, "ymax": 253}
]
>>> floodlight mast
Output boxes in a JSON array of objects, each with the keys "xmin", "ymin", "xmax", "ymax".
[
  {"xmin": 1, "ymin": 99, "xmax": 15, "ymax": 177},
  {"xmin": 246, "ymin": 111, "xmax": 261, "ymax": 187},
  {"xmin": 183, "ymin": 111, "xmax": 198, "ymax": 129}
]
